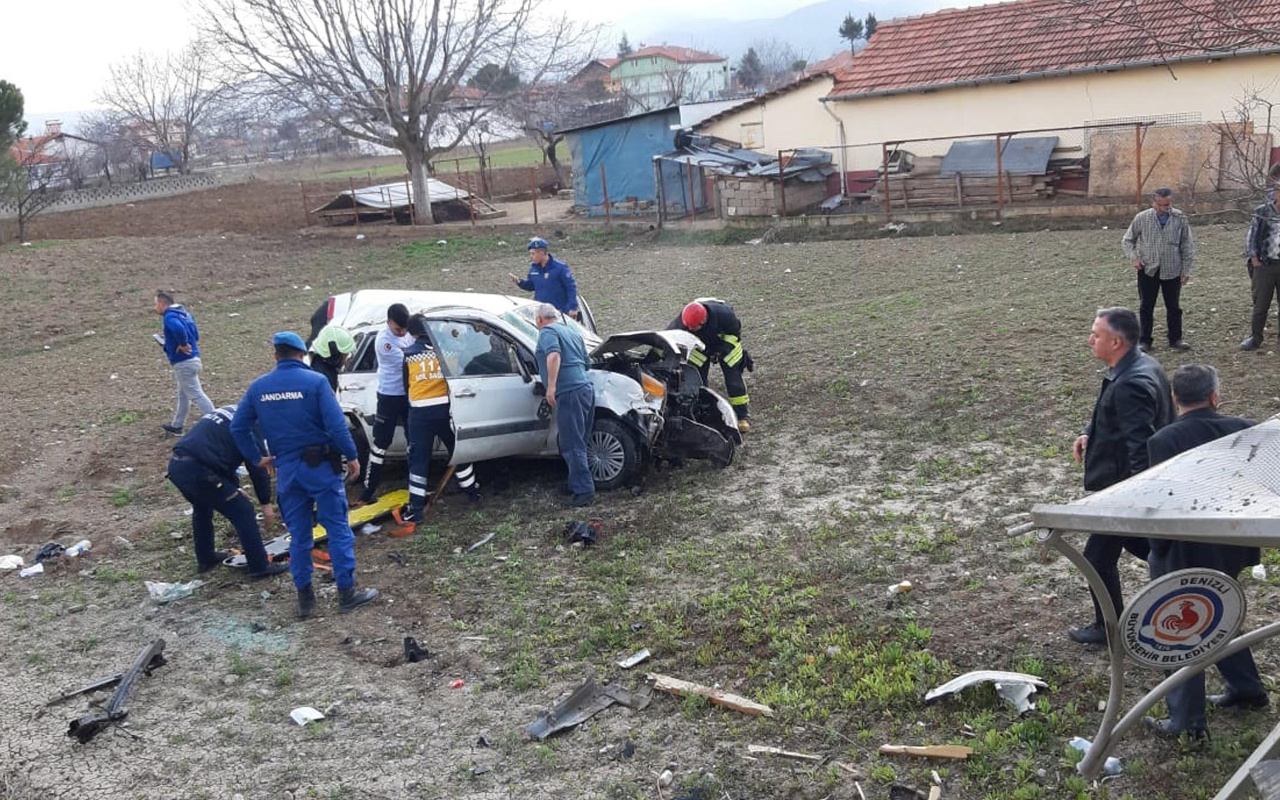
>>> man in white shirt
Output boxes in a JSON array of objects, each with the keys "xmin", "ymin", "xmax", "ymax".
[{"xmin": 356, "ymin": 303, "xmax": 414, "ymax": 505}]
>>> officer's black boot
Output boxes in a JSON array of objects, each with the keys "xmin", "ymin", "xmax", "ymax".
[
  {"xmin": 338, "ymin": 584, "xmax": 379, "ymax": 614},
  {"xmin": 296, "ymin": 584, "xmax": 316, "ymax": 620}
]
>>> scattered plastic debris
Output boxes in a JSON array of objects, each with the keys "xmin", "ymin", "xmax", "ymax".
[
  {"xmin": 565, "ymin": 520, "xmax": 602, "ymax": 546},
  {"xmin": 450, "ymin": 679, "xmax": 466, "ymax": 689},
  {"xmin": 290, "ymin": 707, "xmax": 325, "ymax": 726},
  {"xmin": 887, "ymin": 580, "xmax": 914, "ymax": 596},
  {"xmin": 404, "ymin": 637, "xmax": 433, "ymax": 663},
  {"xmin": 19, "ymin": 563, "xmax": 44, "ymax": 578},
  {"xmin": 65, "ymin": 540, "xmax": 92, "ymax": 557},
  {"xmin": 618, "ymin": 649, "xmax": 651, "ymax": 669},
  {"xmin": 0, "ymin": 555, "xmax": 23, "ymax": 571},
  {"xmin": 1068, "ymin": 737, "xmax": 1122, "ymax": 775},
  {"xmin": 925, "ymin": 670, "xmax": 1048, "ymax": 715},
  {"xmin": 34, "ymin": 543, "xmax": 65, "ymax": 563},
  {"xmin": 145, "ymin": 579, "xmax": 204, "ymax": 604},
  {"xmin": 1253, "ymin": 564, "xmax": 1267, "ymax": 580},
  {"xmin": 355, "ymin": 234, "xmax": 366, "ymax": 240},
  {"xmin": 359, "ymin": 523, "xmax": 379, "ymax": 535},
  {"xmin": 525, "ymin": 677, "xmax": 651, "ymax": 740},
  {"xmin": 466, "ymin": 532, "xmax": 496, "ymax": 553}
]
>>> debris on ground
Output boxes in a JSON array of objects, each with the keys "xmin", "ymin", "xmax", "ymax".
[
  {"xmin": 925, "ymin": 670, "xmax": 1049, "ymax": 715},
  {"xmin": 835, "ymin": 762, "xmax": 863, "ymax": 779},
  {"xmin": 647, "ymin": 672, "xmax": 774, "ymax": 717},
  {"xmin": 403, "ymin": 637, "xmax": 433, "ymax": 663},
  {"xmin": 621, "ymin": 740, "xmax": 635, "ymax": 759},
  {"xmin": 524, "ymin": 677, "xmax": 651, "ymax": 740},
  {"xmin": 19, "ymin": 563, "xmax": 44, "ymax": 578},
  {"xmin": 658, "ymin": 769, "xmax": 674, "ymax": 787},
  {"xmin": 64, "ymin": 539, "xmax": 92, "ymax": 557},
  {"xmin": 466, "ymin": 532, "xmax": 496, "ymax": 553},
  {"xmin": 1068, "ymin": 737, "xmax": 1122, "ymax": 775},
  {"xmin": 450, "ymin": 679, "xmax": 466, "ymax": 689},
  {"xmin": 746, "ymin": 744, "xmax": 822, "ymax": 763},
  {"xmin": 0, "ymin": 555, "xmax": 23, "ymax": 570},
  {"xmin": 878, "ymin": 744, "xmax": 974, "ymax": 760},
  {"xmin": 564, "ymin": 520, "xmax": 602, "ymax": 546},
  {"xmin": 34, "ymin": 542, "xmax": 66, "ymax": 563},
  {"xmin": 67, "ymin": 639, "xmax": 167, "ymax": 743},
  {"xmin": 886, "ymin": 580, "xmax": 913, "ymax": 596},
  {"xmin": 618, "ymin": 649, "xmax": 650, "ymax": 669},
  {"xmin": 145, "ymin": 580, "xmax": 204, "ymax": 604},
  {"xmin": 889, "ymin": 784, "xmax": 928, "ymax": 800},
  {"xmin": 289, "ymin": 707, "xmax": 325, "ymax": 726}
]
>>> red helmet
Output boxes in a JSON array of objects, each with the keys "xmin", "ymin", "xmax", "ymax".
[{"xmin": 681, "ymin": 302, "xmax": 708, "ymax": 329}]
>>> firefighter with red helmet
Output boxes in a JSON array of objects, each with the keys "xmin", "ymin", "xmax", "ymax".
[{"xmin": 669, "ymin": 298, "xmax": 753, "ymax": 432}]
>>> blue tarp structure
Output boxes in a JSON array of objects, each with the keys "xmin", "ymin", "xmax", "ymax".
[
  {"xmin": 939, "ymin": 137, "xmax": 1059, "ymax": 177},
  {"xmin": 150, "ymin": 151, "xmax": 178, "ymax": 171},
  {"xmin": 563, "ymin": 108, "xmax": 681, "ymax": 217}
]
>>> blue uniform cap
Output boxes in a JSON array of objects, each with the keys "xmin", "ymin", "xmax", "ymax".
[
  {"xmin": 528, "ymin": 237, "xmax": 549, "ymax": 250},
  {"xmin": 272, "ymin": 331, "xmax": 307, "ymax": 351}
]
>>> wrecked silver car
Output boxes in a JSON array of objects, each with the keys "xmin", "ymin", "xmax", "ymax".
[{"xmin": 322, "ymin": 290, "xmax": 740, "ymax": 490}]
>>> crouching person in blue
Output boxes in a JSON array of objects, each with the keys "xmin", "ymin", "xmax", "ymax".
[
  {"xmin": 167, "ymin": 405, "xmax": 288, "ymax": 578},
  {"xmin": 534, "ymin": 303, "xmax": 595, "ymax": 507},
  {"xmin": 232, "ymin": 332, "xmax": 378, "ymax": 619},
  {"xmin": 389, "ymin": 315, "xmax": 480, "ymax": 537}
]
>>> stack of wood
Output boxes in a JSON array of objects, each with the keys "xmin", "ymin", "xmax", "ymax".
[{"xmin": 871, "ymin": 172, "xmax": 1058, "ymax": 209}]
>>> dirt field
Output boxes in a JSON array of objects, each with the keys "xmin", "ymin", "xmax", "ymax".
[{"xmin": 2, "ymin": 214, "xmax": 1278, "ymax": 800}]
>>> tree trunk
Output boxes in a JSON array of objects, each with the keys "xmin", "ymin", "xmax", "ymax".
[
  {"xmin": 545, "ymin": 141, "xmax": 564, "ymax": 191},
  {"xmin": 406, "ymin": 147, "xmax": 435, "ymax": 225}
]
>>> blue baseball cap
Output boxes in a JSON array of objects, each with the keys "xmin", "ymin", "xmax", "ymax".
[
  {"xmin": 272, "ymin": 331, "xmax": 307, "ymax": 351},
  {"xmin": 528, "ymin": 237, "xmax": 549, "ymax": 250}
]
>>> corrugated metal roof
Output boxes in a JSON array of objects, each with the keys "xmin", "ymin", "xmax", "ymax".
[{"xmin": 828, "ymin": 0, "xmax": 1280, "ymax": 99}]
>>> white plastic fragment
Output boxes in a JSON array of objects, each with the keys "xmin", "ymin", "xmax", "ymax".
[
  {"xmin": 1068, "ymin": 736, "xmax": 1121, "ymax": 775},
  {"xmin": 618, "ymin": 649, "xmax": 651, "ymax": 669},
  {"xmin": 64, "ymin": 540, "xmax": 92, "ymax": 557},
  {"xmin": 1253, "ymin": 564, "xmax": 1267, "ymax": 580},
  {"xmin": 290, "ymin": 706, "xmax": 325, "ymax": 726},
  {"xmin": 19, "ymin": 563, "xmax": 44, "ymax": 578},
  {"xmin": 145, "ymin": 579, "xmax": 204, "ymax": 604},
  {"xmin": 0, "ymin": 555, "xmax": 24, "ymax": 570},
  {"xmin": 887, "ymin": 580, "xmax": 913, "ymax": 596}
]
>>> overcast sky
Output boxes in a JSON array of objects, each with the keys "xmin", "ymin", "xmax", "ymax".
[{"xmin": 2, "ymin": 0, "xmax": 960, "ymax": 120}]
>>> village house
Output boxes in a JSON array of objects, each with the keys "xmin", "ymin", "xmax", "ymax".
[{"xmin": 610, "ymin": 46, "xmax": 731, "ymax": 112}]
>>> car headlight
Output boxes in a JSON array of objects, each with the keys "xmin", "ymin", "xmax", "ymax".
[{"xmin": 640, "ymin": 372, "xmax": 666, "ymax": 401}]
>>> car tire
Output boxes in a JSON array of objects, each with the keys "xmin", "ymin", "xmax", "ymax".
[{"xmin": 588, "ymin": 417, "xmax": 640, "ymax": 491}]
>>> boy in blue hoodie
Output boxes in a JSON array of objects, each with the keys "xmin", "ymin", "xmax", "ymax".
[{"xmin": 155, "ymin": 290, "xmax": 215, "ymax": 434}]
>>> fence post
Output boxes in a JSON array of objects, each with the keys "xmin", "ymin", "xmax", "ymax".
[
  {"xmin": 881, "ymin": 143, "xmax": 891, "ymax": 214},
  {"xmin": 599, "ymin": 164, "xmax": 612, "ymax": 225},
  {"xmin": 777, "ymin": 150, "xmax": 787, "ymax": 218},
  {"xmin": 530, "ymin": 167, "xmax": 539, "ymax": 225},
  {"xmin": 457, "ymin": 162, "xmax": 475, "ymax": 226},
  {"xmin": 1135, "ymin": 122, "xmax": 1143, "ymax": 203},
  {"xmin": 300, "ymin": 182, "xmax": 309, "ymax": 227},
  {"xmin": 994, "ymin": 134, "xmax": 1004, "ymax": 218},
  {"xmin": 404, "ymin": 179, "xmax": 416, "ymax": 226},
  {"xmin": 687, "ymin": 163, "xmax": 697, "ymax": 224},
  {"xmin": 348, "ymin": 176, "xmax": 361, "ymax": 231},
  {"xmin": 654, "ymin": 158, "xmax": 666, "ymax": 230}
]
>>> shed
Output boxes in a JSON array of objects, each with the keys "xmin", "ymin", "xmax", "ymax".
[
  {"xmin": 313, "ymin": 180, "xmax": 505, "ymax": 225},
  {"xmin": 560, "ymin": 107, "xmax": 683, "ymax": 217}
]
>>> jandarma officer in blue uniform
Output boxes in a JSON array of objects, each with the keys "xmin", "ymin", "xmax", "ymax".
[
  {"xmin": 509, "ymin": 237, "xmax": 581, "ymax": 319},
  {"xmin": 167, "ymin": 405, "xmax": 288, "ymax": 579},
  {"xmin": 232, "ymin": 332, "xmax": 378, "ymax": 619}
]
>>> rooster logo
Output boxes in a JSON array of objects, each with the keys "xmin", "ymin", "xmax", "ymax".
[{"xmin": 1159, "ymin": 600, "xmax": 1201, "ymax": 634}]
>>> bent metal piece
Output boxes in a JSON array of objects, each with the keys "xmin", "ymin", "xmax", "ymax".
[{"xmin": 67, "ymin": 639, "xmax": 167, "ymax": 743}]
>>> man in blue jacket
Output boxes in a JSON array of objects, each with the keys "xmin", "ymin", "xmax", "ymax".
[
  {"xmin": 155, "ymin": 291, "xmax": 215, "ymax": 435},
  {"xmin": 534, "ymin": 303, "xmax": 595, "ymax": 507},
  {"xmin": 510, "ymin": 238, "xmax": 580, "ymax": 319},
  {"xmin": 232, "ymin": 332, "xmax": 378, "ymax": 619},
  {"xmin": 167, "ymin": 405, "xmax": 287, "ymax": 579}
]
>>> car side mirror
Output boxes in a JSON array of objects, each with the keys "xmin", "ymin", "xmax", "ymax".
[{"xmin": 531, "ymin": 380, "xmax": 546, "ymax": 397}]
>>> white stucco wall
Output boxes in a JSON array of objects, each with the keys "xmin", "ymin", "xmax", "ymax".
[
  {"xmin": 697, "ymin": 75, "xmax": 839, "ymax": 154},
  {"xmin": 828, "ymin": 53, "xmax": 1280, "ymax": 169}
]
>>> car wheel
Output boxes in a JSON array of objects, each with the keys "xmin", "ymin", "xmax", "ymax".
[{"xmin": 587, "ymin": 417, "xmax": 640, "ymax": 491}]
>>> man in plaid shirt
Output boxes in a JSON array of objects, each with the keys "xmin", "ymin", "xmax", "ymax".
[
  {"xmin": 1241, "ymin": 189, "xmax": 1280, "ymax": 351},
  {"xmin": 1122, "ymin": 188, "xmax": 1194, "ymax": 352}
]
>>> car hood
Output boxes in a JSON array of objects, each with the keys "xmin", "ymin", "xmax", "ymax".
[{"xmin": 590, "ymin": 330, "xmax": 703, "ymax": 361}]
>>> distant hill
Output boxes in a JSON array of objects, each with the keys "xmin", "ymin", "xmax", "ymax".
[{"xmin": 624, "ymin": 0, "xmax": 947, "ymax": 65}]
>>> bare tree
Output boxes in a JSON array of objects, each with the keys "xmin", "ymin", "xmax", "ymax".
[
  {"xmin": 202, "ymin": 0, "xmax": 596, "ymax": 224},
  {"xmin": 98, "ymin": 40, "xmax": 229, "ymax": 174},
  {"xmin": 1205, "ymin": 82, "xmax": 1280, "ymax": 195},
  {"xmin": 77, "ymin": 111, "xmax": 147, "ymax": 185},
  {"xmin": 0, "ymin": 138, "xmax": 70, "ymax": 243},
  {"xmin": 749, "ymin": 38, "xmax": 809, "ymax": 89},
  {"xmin": 1052, "ymin": 1, "xmax": 1279, "ymax": 50}
]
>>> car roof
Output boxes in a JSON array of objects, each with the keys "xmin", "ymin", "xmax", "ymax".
[{"xmin": 338, "ymin": 290, "xmax": 535, "ymax": 329}]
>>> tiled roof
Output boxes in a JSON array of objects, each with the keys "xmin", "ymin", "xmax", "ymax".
[
  {"xmin": 620, "ymin": 45, "xmax": 726, "ymax": 65},
  {"xmin": 829, "ymin": 0, "xmax": 1280, "ymax": 98},
  {"xmin": 806, "ymin": 50, "xmax": 855, "ymax": 78},
  {"xmin": 8, "ymin": 134, "xmax": 65, "ymax": 166}
]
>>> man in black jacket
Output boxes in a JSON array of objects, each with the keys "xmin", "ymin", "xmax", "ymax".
[
  {"xmin": 1141, "ymin": 365, "xmax": 1267, "ymax": 739},
  {"xmin": 167, "ymin": 405, "xmax": 288, "ymax": 578},
  {"xmin": 1068, "ymin": 307, "xmax": 1174, "ymax": 644}
]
